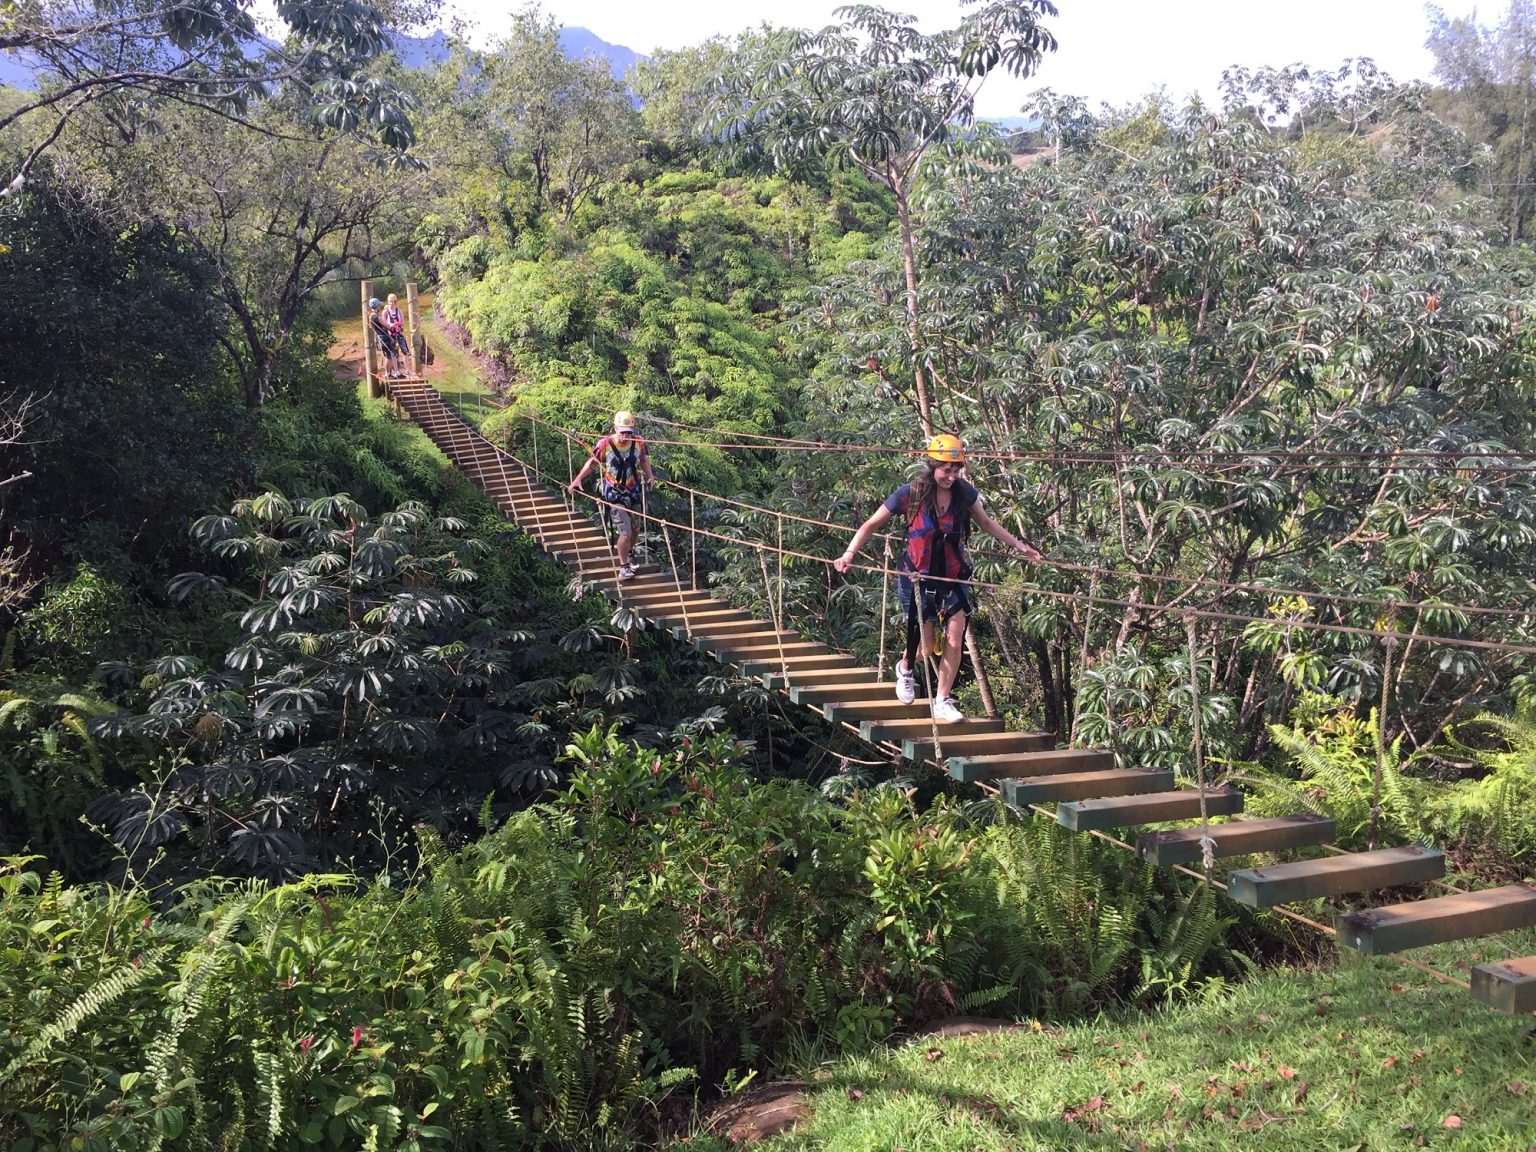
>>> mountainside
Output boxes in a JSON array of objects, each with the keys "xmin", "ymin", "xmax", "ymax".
[
  {"xmin": 389, "ymin": 26, "xmax": 643, "ymax": 80},
  {"xmin": 2, "ymin": 26, "xmax": 642, "ymax": 93},
  {"xmin": 557, "ymin": 26, "xmax": 644, "ymax": 79}
]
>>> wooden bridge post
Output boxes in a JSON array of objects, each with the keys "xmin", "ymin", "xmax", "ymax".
[
  {"xmin": 361, "ymin": 278, "xmax": 379, "ymax": 398},
  {"xmin": 406, "ymin": 281, "xmax": 421, "ymax": 377}
]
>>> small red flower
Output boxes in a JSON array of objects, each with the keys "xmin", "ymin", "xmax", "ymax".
[
  {"xmin": 298, "ymin": 1034, "xmax": 315, "ymax": 1051},
  {"xmin": 350, "ymin": 1026, "xmax": 364, "ymax": 1052}
]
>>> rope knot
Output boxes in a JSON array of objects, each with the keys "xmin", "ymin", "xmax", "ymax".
[{"xmin": 1199, "ymin": 834, "xmax": 1217, "ymax": 872}]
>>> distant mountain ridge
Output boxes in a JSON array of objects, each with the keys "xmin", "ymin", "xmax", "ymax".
[
  {"xmin": 388, "ymin": 26, "xmax": 644, "ymax": 80},
  {"xmin": 0, "ymin": 26, "xmax": 643, "ymax": 93}
]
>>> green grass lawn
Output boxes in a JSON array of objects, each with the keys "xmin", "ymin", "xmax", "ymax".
[{"xmin": 679, "ymin": 934, "xmax": 1536, "ymax": 1152}]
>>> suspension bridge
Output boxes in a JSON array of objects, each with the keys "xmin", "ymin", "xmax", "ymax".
[{"xmin": 364, "ymin": 291, "xmax": 1536, "ymax": 1018}]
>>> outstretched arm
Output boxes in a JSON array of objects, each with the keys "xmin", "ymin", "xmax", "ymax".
[
  {"xmin": 972, "ymin": 503, "xmax": 1043, "ymax": 563},
  {"xmin": 569, "ymin": 451, "xmax": 597, "ymax": 491},
  {"xmin": 833, "ymin": 504, "xmax": 895, "ymax": 573}
]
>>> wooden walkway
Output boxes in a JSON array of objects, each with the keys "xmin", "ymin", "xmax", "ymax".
[{"xmin": 387, "ymin": 378, "xmax": 1536, "ymax": 1014}]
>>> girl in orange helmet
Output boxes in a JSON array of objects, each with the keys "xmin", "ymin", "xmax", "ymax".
[{"xmin": 834, "ymin": 434, "xmax": 1042, "ymax": 722}]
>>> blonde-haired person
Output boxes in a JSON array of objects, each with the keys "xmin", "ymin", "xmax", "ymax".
[
  {"xmin": 569, "ymin": 410, "xmax": 656, "ymax": 581},
  {"xmin": 833, "ymin": 434, "xmax": 1042, "ymax": 722},
  {"xmin": 381, "ymin": 293, "xmax": 409, "ymax": 376},
  {"xmin": 367, "ymin": 298, "xmax": 404, "ymax": 379}
]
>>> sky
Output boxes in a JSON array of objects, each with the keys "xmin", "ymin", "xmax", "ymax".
[{"xmin": 447, "ymin": 0, "xmax": 1489, "ymax": 116}]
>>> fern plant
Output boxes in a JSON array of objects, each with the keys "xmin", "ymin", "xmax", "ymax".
[
  {"xmin": 1431, "ymin": 710, "xmax": 1536, "ymax": 862},
  {"xmin": 0, "ymin": 682, "xmax": 114, "ymax": 877},
  {"xmin": 1243, "ymin": 703, "xmax": 1426, "ymax": 849}
]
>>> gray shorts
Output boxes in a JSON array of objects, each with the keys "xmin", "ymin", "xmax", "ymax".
[{"xmin": 607, "ymin": 504, "xmax": 635, "ymax": 537}]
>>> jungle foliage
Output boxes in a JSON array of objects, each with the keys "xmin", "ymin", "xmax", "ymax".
[
  {"xmin": 0, "ymin": 730, "xmax": 1238, "ymax": 1151},
  {"xmin": 5, "ymin": 0, "xmax": 1536, "ymax": 1146}
]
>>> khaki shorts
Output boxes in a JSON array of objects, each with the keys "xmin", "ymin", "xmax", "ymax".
[{"xmin": 607, "ymin": 504, "xmax": 635, "ymax": 537}]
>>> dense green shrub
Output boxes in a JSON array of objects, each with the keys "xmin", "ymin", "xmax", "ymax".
[
  {"xmin": 85, "ymin": 490, "xmax": 651, "ymax": 881},
  {"xmin": 0, "ymin": 729, "xmax": 1227, "ymax": 1150}
]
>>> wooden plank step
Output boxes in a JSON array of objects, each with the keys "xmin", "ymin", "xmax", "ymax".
[
  {"xmin": 863, "ymin": 716, "xmax": 1007, "ymax": 742},
  {"xmin": 703, "ymin": 641, "xmax": 832, "ymax": 662},
  {"xmin": 514, "ymin": 507, "xmax": 583, "ymax": 525},
  {"xmin": 788, "ymin": 682, "xmax": 903, "ymax": 705},
  {"xmin": 824, "ymin": 700, "xmax": 934, "ymax": 723},
  {"xmin": 681, "ymin": 623, "xmax": 792, "ymax": 642},
  {"xmin": 1227, "ymin": 845, "xmax": 1446, "ymax": 909},
  {"xmin": 740, "ymin": 653, "xmax": 859, "ymax": 672},
  {"xmin": 947, "ymin": 748, "xmax": 1107, "ymax": 783},
  {"xmin": 1058, "ymin": 786, "xmax": 1244, "ymax": 832},
  {"xmin": 762, "ymin": 668, "xmax": 882, "ymax": 689},
  {"xmin": 672, "ymin": 623, "xmax": 795, "ymax": 644},
  {"xmin": 901, "ymin": 730, "xmax": 1054, "ymax": 760},
  {"xmin": 694, "ymin": 631, "xmax": 825, "ymax": 653},
  {"xmin": 1004, "ymin": 769, "xmax": 1176, "ymax": 806},
  {"xmin": 529, "ymin": 523, "xmax": 605, "ymax": 539},
  {"xmin": 1470, "ymin": 956, "xmax": 1536, "ymax": 1014},
  {"xmin": 1138, "ymin": 814, "xmax": 1335, "ymax": 867},
  {"xmin": 658, "ymin": 614, "xmax": 758, "ymax": 634},
  {"xmin": 1338, "ymin": 882, "xmax": 1536, "ymax": 956},
  {"xmin": 616, "ymin": 589, "xmax": 726, "ymax": 609}
]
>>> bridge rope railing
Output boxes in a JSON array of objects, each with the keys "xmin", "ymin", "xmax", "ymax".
[
  {"xmin": 393, "ymin": 379, "xmax": 1536, "ymax": 1003},
  {"xmin": 505, "ymin": 408, "xmax": 1536, "ymax": 657},
  {"xmin": 506, "ymin": 397, "xmax": 1536, "ymax": 630}
]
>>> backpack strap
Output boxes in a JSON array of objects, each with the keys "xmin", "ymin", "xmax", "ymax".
[{"xmin": 601, "ymin": 438, "xmax": 643, "ymax": 506}]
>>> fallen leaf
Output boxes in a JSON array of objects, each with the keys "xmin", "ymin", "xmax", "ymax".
[
  {"xmin": 1442, "ymin": 1115, "xmax": 1462, "ymax": 1130},
  {"xmin": 1383, "ymin": 1056, "xmax": 1398, "ymax": 1068},
  {"xmin": 1063, "ymin": 1095, "xmax": 1107, "ymax": 1123},
  {"xmin": 1294, "ymin": 1081, "xmax": 1309, "ymax": 1105},
  {"xmin": 924, "ymin": 1047, "xmax": 944, "ymax": 1062},
  {"xmin": 1508, "ymin": 1080, "xmax": 1527, "ymax": 1095},
  {"xmin": 847, "ymin": 1088, "xmax": 863, "ymax": 1102},
  {"xmin": 1277, "ymin": 1065, "xmax": 1297, "ymax": 1080}
]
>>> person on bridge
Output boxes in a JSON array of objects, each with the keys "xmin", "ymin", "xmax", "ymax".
[
  {"xmin": 833, "ymin": 434, "xmax": 1043, "ymax": 723},
  {"xmin": 368, "ymin": 298, "xmax": 405, "ymax": 379},
  {"xmin": 382, "ymin": 293, "xmax": 410, "ymax": 375},
  {"xmin": 568, "ymin": 410, "xmax": 656, "ymax": 582}
]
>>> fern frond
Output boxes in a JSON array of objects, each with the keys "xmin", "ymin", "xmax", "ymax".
[{"xmin": 0, "ymin": 946, "xmax": 171, "ymax": 1083}]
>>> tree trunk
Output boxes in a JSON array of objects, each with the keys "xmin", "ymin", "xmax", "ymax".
[{"xmin": 893, "ymin": 188, "xmax": 933, "ymax": 435}]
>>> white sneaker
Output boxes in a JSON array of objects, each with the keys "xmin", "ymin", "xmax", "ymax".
[
  {"xmin": 932, "ymin": 696, "xmax": 965, "ymax": 723},
  {"xmin": 894, "ymin": 659, "xmax": 917, "ymax": 705},
  {"xmin": 618, "ymin": 563, "xmax": 636, "ymax": 582}
]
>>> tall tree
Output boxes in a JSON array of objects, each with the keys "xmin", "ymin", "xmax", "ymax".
[
  {"xmin": 1428, "ymin": 0, "xmax": 1536, "ymax": 239},
  {"xmin": 416, "ymin": 7, "xmax": 637, "ymax": 237},
  {"xmin": 0, "ymin": 0, "xmax": 421, "ymax": 191},
  {"xmin": 710, "ymin": 0, "xmax": 1059, "ymax": 434},
  {"xmin": 71, "ymin": 99, "xmax": 421, "ymax": 407},
  {"xmin": 784, "ymin": 100, "xmax": 1536, "ymax": 751}
]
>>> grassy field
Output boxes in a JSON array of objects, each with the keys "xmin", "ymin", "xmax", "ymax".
[{"xmin": 677, "ymin": 933, "xmax": 1536, "ymax": 1152}]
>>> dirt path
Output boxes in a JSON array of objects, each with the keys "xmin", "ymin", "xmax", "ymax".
[{"xmin": 327, "ymin": 296, "xmax": 455, "ymax": 386}]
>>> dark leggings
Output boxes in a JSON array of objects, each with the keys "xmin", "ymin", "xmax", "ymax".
[{"xmin": 901, "ymin": 578, "xmax": 970, "ymax": 674}]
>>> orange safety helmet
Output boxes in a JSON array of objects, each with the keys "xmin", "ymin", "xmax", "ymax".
[
  {"xmin": 926, "ymin": 433, "xmax": 966, "ymax": 464},
  {"xmin": 612, "ymin": 410, "xmax": 637, "ymax": 432}
]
